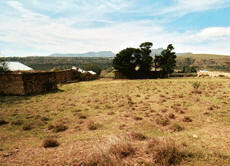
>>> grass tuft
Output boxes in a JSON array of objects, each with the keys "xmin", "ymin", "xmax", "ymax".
[
  {"xmin": 81, "ymin": 135, "xmax": 135, "ymax": 165},
  {"xmin": 147, "ymin": 138, "xmax": 185, "ymax": 166},
  {"xmin": 43, "ymin": 137, "xmax": 59, "ymax": 148}
]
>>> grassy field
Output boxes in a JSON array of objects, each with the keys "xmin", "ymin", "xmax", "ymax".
[{"xmin": 1, "ymin": 78, "xmax": 230, "ymax": 165}]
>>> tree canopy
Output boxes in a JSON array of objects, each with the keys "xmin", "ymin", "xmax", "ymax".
[
  {"xmin": 113, "ymin": 42, "xmax": 177, "ymax": 78},
  {"xmin": 112, "ymin": 42, "xmax": 153, "ymax": 74},
  {"xmin": 156, "ymin": 44, "xmax": 177, "ymax": 75}
]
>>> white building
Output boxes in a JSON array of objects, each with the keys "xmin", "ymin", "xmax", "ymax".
[{"xmin": 0, "ymin": 61, "xmax": 33, "ymax": 71}]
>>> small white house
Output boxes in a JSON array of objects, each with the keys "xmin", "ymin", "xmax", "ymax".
[{"xmin": 0, "ymin": 61, "xmax": 33, "ymax": 71}]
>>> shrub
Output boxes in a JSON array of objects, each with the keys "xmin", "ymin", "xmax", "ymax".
[
  {"xmin": 168, "ymin": 113, "xmax": 176, "ymax": 119},
  {"xmin": 156, "ymin": 116, "xmax": 170, "ymax": 126},
  {"xmin": 183, "ymin": 116, "xmax": 193, "ymax": 122},
  {"xmin": 87, "ymin": 121, "xmax": 98, "ymax": 130},
  {"xmin": 11, "ymin": 120, "xmax": 24, "ymax": 126},
  {"xmin": 170, "ymin": 123, "xmax": 184, "ymax": 132},
  {"xmin": 147, "ymin": 138, "xmax": 184, "ymax": 166},
  {"xmin": 22, "ymin": 122, "xmax": 33, "ymax": 130},
  {"xmin": 40, "ymin": 117, "xmax": 49, "ymax": 122},
  {"xmin": 78, "ymin": 114, "xmax": 87, "ymax": 119},
  {"xmin": 0, "ymin": 119, "xmax": 9, "ymax": 126},
  {"xmin": 53, "ymin": 123, "xmax": 68, "ymax": 132},
  {"xmin": 192, "ymin": 82, "xmax": 200, "ymax": 89},
  {"xmin": 43, "ymin": 137, "xmax": 59, "ymax": 148},
  {"xmin": 133, "ymin": 116, "xmax": 143, "ymax": 121}
]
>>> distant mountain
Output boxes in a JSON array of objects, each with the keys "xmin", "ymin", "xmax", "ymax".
[
  {"xmin": 50, "ymin": 49, "xmax": 165, "ymax": 57},
  {"xmin": 50, "ymin": 51, "xmax": 115, "ymax": 57}
]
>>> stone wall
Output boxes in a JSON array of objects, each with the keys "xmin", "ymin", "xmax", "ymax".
[
  {"xmin": 0, "ymin": 73, "xmax": 25, "ymax": 95},
  {"xmin": 0, "ymin": 69, "xmax": 98, "ymax": 95},
  {"xmin": 55, "ymin": 69, "xmax": 81, "ymax": 83},
  {"xmin": 22, "ymin": 72, "xmax": 57, "ymax": 95},
  {"xmin": 0, "ymin": 71, "xmax": 57, "ymax": 95}
]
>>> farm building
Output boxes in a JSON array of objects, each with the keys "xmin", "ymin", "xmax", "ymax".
[{"xmin": 0, "ymin": 61, "xmax": 33, "ymax": 71}]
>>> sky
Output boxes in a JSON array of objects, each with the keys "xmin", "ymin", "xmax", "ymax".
[{"xmin": 0, "ymin": 0, "xmax": 230, "ymax": 57}]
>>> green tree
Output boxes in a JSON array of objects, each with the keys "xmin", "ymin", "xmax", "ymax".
[
  {"xmin": 112, "ymin": 42, "xmax": 153, "ymax": 74},
  {"xmin": 139, "ymin": 42, "xmax": 153, "ymax": 72},
  {"xmin": 112, "ymin": 47, "xmax": 139, "ymax": 73},
  {"xmin": 158, "ymin": 44, "xmax": 177, "ymax": 75}
]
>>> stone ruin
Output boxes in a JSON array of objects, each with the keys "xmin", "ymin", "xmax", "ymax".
[{"xmin": 0, "ymin": 69, "xmax": 97, "ymax": 95}]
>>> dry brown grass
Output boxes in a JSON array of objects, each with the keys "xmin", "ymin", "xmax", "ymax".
[
  {"xmin": 80, "ymin": 135, "xmax": 135, "ymax": 166},
  {"xmin": 130, "ymin": 132, "xmax": 147, "ymax": 141},
  {"xmin": 1, "ymin": 78, "xmax": 230, "ymax": 165},
  {"xmin": 147, "ymin": 138, "xmax": 185, "ymax": 166},
  {"xmin": 156, "ymin": 116, "xmax": 170, "ymax": 126}
]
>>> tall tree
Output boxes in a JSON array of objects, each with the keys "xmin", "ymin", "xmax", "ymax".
[
  {"xmin": 112, "ymin": 42, "xmax": 153, "ymax": 74},
  {"xmin": 139, "ymin": 42, "xmax": 153, "ymax": 72},
  {"xmin": 112, "ymin": 48, "xmax": 139, "ymax": 73},
  {"xmin": 158, "ymin": 44, "xmax": 177, "ymax": 75}
]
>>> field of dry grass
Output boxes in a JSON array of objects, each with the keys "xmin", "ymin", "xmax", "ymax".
[{"xmin": 1, "ymin": 77, "xmax": 230, "ymax": 165}]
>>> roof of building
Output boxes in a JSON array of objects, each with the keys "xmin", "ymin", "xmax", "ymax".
[
  {"xmin": 88, "ymin": 71, "xmax": 97, "ymax": 75},
  {"xmin": 77, "ymin": 68, "xmax": 86, "ymax": 73},
  {"xmin": 0, "ymin": 61, "xmax": 33, "ymax": 71}
]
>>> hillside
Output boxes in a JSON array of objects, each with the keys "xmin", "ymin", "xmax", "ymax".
[
  {"xmin": 176, "ymin": 53, "xmax": 230, "ymax": 71},
  {"xmin": 1, "ymin": 78, "xmax": 230, "ymax": 165}
]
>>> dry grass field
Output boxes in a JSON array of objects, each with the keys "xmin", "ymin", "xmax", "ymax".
[{"xmin": 1, "ymin": 77, "xmax": 230, "ymax": 165}]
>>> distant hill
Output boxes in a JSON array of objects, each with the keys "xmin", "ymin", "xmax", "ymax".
[{"xmin": 50, "ymin": 51, "xmax": 115, "ymax": 57}]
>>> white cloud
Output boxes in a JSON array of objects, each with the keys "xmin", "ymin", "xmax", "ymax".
[
  {"xmin": 0, "ymin": 0, "xmax": 230, "ymax": 56},
  {"xmin": 196, "ymin": 27, "xmax": 230, "ymax": 40},
  {"xmin": 158, "ymin": 0, "xmax": 230, "ymax": 18}
]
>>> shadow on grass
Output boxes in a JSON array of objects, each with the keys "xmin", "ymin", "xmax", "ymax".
[{"xmin": 0, "ymin": 89, "xmax": 64, "ymax": 105}]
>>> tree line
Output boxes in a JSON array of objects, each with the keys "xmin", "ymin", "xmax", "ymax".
[{"xmin": 112, "ymin": 42, "xmax": 176, "ymax": 78}]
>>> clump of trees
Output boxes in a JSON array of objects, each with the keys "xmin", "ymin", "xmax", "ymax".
[{"xmin": 112, "ymin": 42, "xmax": 177, "ymax": 78}]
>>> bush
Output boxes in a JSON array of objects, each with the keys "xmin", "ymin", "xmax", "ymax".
[
  {"xmin": 192, "ymin": 82, "xmax": 200, "ymax": 89},
  {"xmin": 52, "ymin": 123, "xmax": 68, "ymax": 132},
  {"xmin": 78, "ymin": 114, "xmax": 87, "ymax": 119},
  {"xmin": 11, "ymin": 120, "xmax": 24, "ymax": 126},
  {"xmin": 155, "ymin": 116, "xmax": 170, "ymax": 126},
  {"xmin": 87, "ymin": 121, "xmax": 99, "ymax": 130},
  {"xmin": 170, "ymin": 123, "xmax": 184, "ymax": 132},
  {"xmin": 43, "ymin": 137, "xmax": 59, "ymax": 148},
  {"xmin": 22, "ymin": 122, "xmax": 33, "ymax": 130},
  {"xmin": 183, "ymin": 116, "xmax": 193, "ymax": 122},
  {"xmin": 0, "ymin": 119, "xmax": 9, "ymax": 126}
]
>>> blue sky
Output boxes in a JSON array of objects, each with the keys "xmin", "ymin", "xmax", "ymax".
[{"xmin": 0, "ymin": 0, "xmax": 230, "ymax": 57}]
